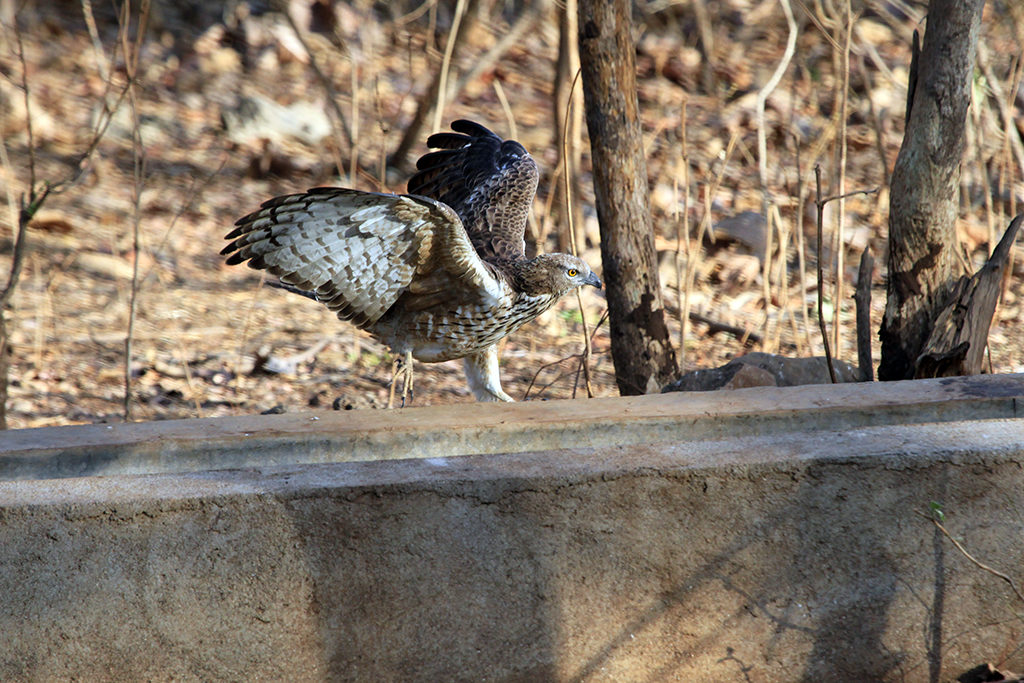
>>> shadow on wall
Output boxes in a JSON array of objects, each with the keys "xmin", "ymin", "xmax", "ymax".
[
  {"xmin": 278, "ymin": 446, "xmax": 1022, "ymax": 681},
  {"xmin": 283, "ymin": 452, "xmax": 926, "ymax": 681},
  {"xmin": 545, "ymin": 458, "xmax": 905, "ymax": 682},
  {"xmin": 1, "ymin": 441, "xmax": 1017, "ymax": 680}
]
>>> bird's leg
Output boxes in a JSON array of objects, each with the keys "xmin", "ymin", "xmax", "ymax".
[
  {"xmin": 463, "ymin": 345, "xmax": 514, "ymax": 402},
  {"xmin": 387, "ymin": 355, "xmax": 401, "ymax": 409},
  {"xmin": 401, "ymin": 350, "xmax": 414, "ymax": 407}
]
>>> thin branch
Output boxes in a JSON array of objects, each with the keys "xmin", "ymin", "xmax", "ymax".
[
  {"xmin": 278, "ymin": 1, "xmax": 352, "ymax": 148},
  {"xmin": 821, "ymin": 187, "xmax": 878, "ymax": 205},
  {"xmin": 857, "ymin": 52, "xmax": 890, "ymax": 188},
  {"xmin": 814, "ymin": 164, "xmax": 837, "ymax": 383},
  {"xmin": 121, "ymin": 0, "xmax": 151, "ymax": 421},
  {"xmin": 812, "ymin": 161, "xmax": 875, "ymax": 385},
  {"xmin": 349, "ymin": 52, "xmax": 361, "ymax": 186},
  {"xmin": 561, "ymin": 66, "xmax": 594, "ymax": 398},
  {"xmin": 449, "ymin": 0, "xmax": 546, "ymax": 102},
  {"xmin": 755, "ymin": 0, "xmax": 797, "ymax": 196},
  {"xmin": 573, "ymin": 308, "xmax": 610, "ymax": 398},
  {"xmin": 524, "ymin": 308, "xmax": 609, "ymax": 401},
  {"xmin": 393, "ymin": 0, "xmax": 439, "ymax": 26},
  {"xmin": 676, "ymin": 100, "xmax": 692, "ymax": 370},
  {"xmin": 754, "ymin": 0, "xmax": 796, "ymax": 354},
  {"xmin": 977, "ymin": 42, "xmax": 1024, "ymax": 195},
  {"xmin": 138, "ymin": 153, "xmax": 229, "ymax": 288},
  {"xmin": 830, "ymin": 0, "xmax": 854, "ymax": 361},
  {"xmin": 50, "ymin": 85, "xmax": 131, "ymax": 196},
  {"xmin": 0, "ymin": 186, "xmax": 47, "ymax": 310},
  {"xmin": 792, "ymin": 132, "xmax": 812, "ymax": 353},
  {"xmin": 80, "ymin": 0, "xmax": 110, "ymax": 82},
  {"xmin": 1, "ymin": 14, "xmax": 56, "ymax": 428},
  {"xmin": 12, "ymin": 24, "xmax": 37, "ymax": 191},
  {"xmin": 389, "ymin": 0, "xmax": 480, "ymax": 171},
  {"xmin": 692, "ymin": 0, "xmax": 716, "ymax": 92},
  {"xmin": 431, "ymin": 0, "xmax": 468, "ymax": 134},
  {"xmin": 524, "ymin": 353, "xmax": 581, "ymax": 401},
  {"xmin": 0, "ymin": 6, "xmax": 130, "ymax": 427},
  {"xmin": 917, "ymin": 511, "xmax": 1024, "ymax": 605},
  {"xmin": 493, "ymin": 80, "xmax": 516, "ymax": 139},
  {"xmin": 663, "ymin": 305, "xmax": 764, "ymax": 345}
]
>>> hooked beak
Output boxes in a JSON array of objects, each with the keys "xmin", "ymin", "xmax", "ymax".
[{"xmin": 585, "ymin": 272, "xmax": 603, "ymax": 289}]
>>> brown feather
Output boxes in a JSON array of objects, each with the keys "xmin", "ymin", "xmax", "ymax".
[
  {"xmin": 407, "ymin": 119, "xmax": 537, "ymax": 263},
  {"xmin": 223, "ymin": 122, "xmax": 601, "ymax": 402}
]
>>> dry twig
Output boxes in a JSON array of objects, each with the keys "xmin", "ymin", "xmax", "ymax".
[
  {"xmin": 120, "ymin": 0, "xmax": 151, "ymax": 421},
  {"xmin": 560, "ymin": 67, "xmax": 595, "ymax": 398},
  {"xmin": 755, "ymin": 0, "xmax": 797, "ymax": 348},
  {"xmin": 917, "ymin": 510, "xmax": 1024, "ymax": 605},
  {"xmin": 277, "ymin": 1, "xmax": 353, "ymax": 149},
  {"xmin": 814, "ymin": 164, "xmax": 877, "ymax": 383}
]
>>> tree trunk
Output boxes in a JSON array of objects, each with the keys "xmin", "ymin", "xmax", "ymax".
[
  {"xmin": 577, "ymin": 0, "xmax": 677, "ymax": 395},
  {"xmin": 916, "ymin": 214, "xmax": 1022, "ymax": 377},
  {"xmin": 878, "ymin": 0, "xmax": 986, "ymax": 380}
]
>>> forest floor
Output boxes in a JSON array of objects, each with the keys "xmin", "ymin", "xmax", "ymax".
[{"xmin": 1, "ymin": 0, "xmax": 1022, "ymax": 429}]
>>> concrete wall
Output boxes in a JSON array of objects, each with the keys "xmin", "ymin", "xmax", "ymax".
[{"xmin": 1, "ymin": 375, "xmax": 1023, "ymax": 681}]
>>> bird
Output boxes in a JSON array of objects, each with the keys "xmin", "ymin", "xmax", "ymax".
[{"xmin": 222, "ymin": 119, "xmax": 602, "ymax": 404}]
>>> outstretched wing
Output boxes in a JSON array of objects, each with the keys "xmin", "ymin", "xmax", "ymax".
[
  {"xmin": 222, "ymin": 187, "xmax": 506, "ymax": 328},
  {"xmin": 406, "ymin": 119, "xmax": 538, "ymax": 263}
]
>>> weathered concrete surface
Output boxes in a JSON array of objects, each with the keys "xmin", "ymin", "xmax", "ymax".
[
  {"xmin": 1, "ymin": 375, "xmax": 1023, "ymax": 681},
  {"xmin": 1, "ymin": 373, "xmax": 1021, "ymax": 480}
]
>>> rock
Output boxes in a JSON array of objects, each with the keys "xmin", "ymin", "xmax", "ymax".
[
  {"xmin": 957, "ymin": 663, "xmax": 1024, "ymax": 683},
  {"xmin": 663, "ymin": 352, "xmax": 863, "ymax": 393},
  {"xmin": 221, "ymin": 93, "xmax": 331, "ymax": 147},
  {"xmin": 709, "ymin": 211, "xmax": 768, "ymax": 262},
  {"xmin": 722, "ymin": 364, "xmax": 777, "ymax": 389}
]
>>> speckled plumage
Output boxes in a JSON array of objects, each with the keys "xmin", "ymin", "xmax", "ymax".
[{"xmin": 222, "ymin": 120, "xmax": 601, "ymax": 402}]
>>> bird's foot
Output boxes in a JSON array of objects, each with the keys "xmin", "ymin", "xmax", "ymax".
[{"xmin": 387, "ymin": 351, "xmax": 415, "ymax": 409}]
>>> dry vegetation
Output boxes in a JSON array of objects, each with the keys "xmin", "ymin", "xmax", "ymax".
[{"xmin": 0, "ymin": 0, "xmax": 1022, "ymax": 428}]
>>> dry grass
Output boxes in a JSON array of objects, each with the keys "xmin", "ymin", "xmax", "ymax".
[{"xmin": 0, "ymin": 0, "xmax": 1022, "ymax": 428}]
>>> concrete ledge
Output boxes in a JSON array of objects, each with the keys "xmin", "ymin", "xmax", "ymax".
[
  {"xmin": 1, "ymin": 374, "xmax": 1020, "ymax": 480},
  {"xmin": 2, "ymin": 375, "xmax": 1024, "ymax": 681}
]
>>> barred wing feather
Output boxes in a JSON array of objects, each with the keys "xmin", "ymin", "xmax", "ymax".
[
  {"xmin": 407, "ymin": 119, "xmax": 538, "ymax": 263},
  {"xmin": 222, "ymin": 187, "xmax": 505, "ymax": 328}
]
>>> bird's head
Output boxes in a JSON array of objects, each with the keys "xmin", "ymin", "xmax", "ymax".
[{"xmin": 520, "ymin": 253, "xmax": 602, "ymax": 296}]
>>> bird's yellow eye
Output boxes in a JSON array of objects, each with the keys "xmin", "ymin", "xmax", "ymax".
[{"xmin": 567, "ymin": 268, "xmax": 578, "ymax": 277}]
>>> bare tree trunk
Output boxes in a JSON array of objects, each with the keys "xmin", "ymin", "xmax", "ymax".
[
  {"xmin": 878, "ymin": 0, "xmax": 985, "ymax": 380},
  {"xmin": 578, "ymin": 0, "xmax": 677, "ymax": 395}
]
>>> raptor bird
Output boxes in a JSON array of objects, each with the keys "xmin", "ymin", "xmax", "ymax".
[{"xmin": 222, "ymin": 120, "xmax": 601, "ymax": 403}]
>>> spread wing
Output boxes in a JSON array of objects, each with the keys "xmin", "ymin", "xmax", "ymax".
[
  {"xmin": 222, "ymin": 187, "xmax": 506, "ymax": 328},
  {"xmin": 406, "ymin": 119, "xmax": 538, "ymax": 263}
]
